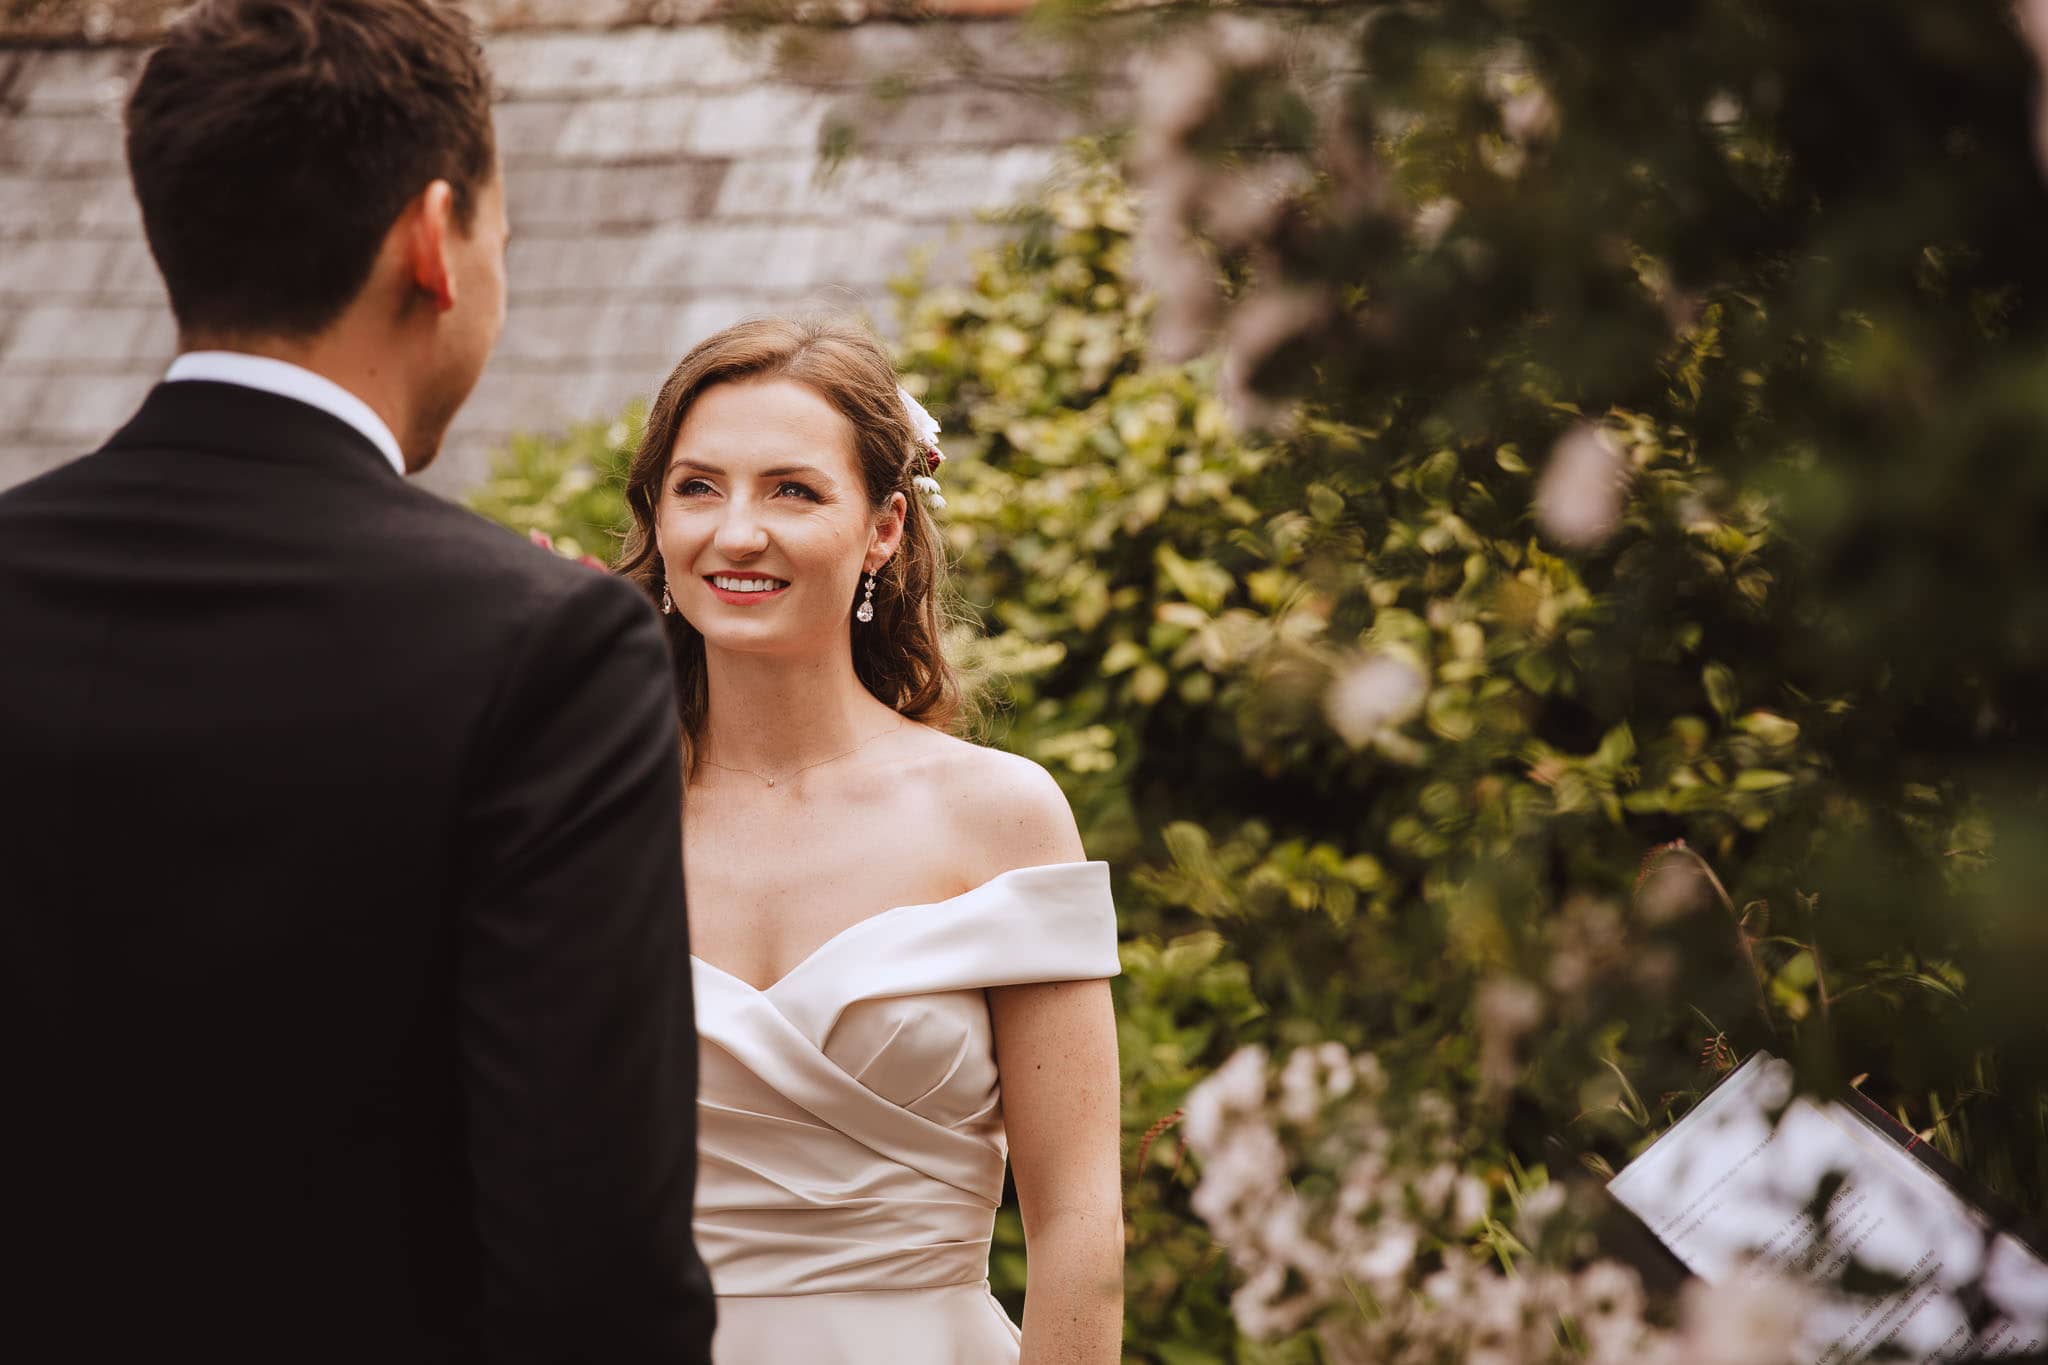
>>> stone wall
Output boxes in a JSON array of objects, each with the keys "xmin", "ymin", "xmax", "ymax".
[
  {"xmin": 0, "ymin": 1, "xmax": 1040, "ymax": 44},
  {"xmin": 0, "ymin": 13, "xmax": 1086, "ymax": 494}
]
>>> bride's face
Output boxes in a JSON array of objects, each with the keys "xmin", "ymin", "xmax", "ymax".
[{"xmin": 656, "ymin": 377, "xmax": 904, "ymax": 656}]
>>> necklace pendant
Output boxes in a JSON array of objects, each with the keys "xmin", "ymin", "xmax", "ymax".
[{"xmin": 764, "ymin": 777, "xmax": 776, "ymax": 787}]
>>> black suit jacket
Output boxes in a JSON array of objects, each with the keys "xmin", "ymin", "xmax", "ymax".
[{"xmin": 0, "ymin": 382, "xmax": 715, "ymax": 1363}]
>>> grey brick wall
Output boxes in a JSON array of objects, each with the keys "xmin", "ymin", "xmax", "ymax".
[{"xmin": 0, "ymin": 19, "xmax": 1082, "ymax": 497}]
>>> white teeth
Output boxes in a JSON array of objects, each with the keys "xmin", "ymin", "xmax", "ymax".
[{"xmin": 710, "ymin": 575, "xmax": 785, "ymax": 593}]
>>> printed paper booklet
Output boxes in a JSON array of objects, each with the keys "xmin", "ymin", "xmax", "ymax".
[{"xmin": 1607, "ymin": 1052, "xmax": 2048, "ymax": 1362}]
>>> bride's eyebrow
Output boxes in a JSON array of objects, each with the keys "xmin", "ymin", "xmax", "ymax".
[{"xmin": 671, "ymin": 460, "xmax": 833, "ymax": 483}]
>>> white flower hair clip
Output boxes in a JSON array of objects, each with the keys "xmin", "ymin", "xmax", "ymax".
[{"xmin": 899, "ymin": 385, "xmax": 946, "ymax": 512}]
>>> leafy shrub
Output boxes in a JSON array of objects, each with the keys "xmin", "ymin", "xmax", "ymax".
[
  {"xmin": 893, "ymin": 155, "xmax": 1860, "ymax": 1359},
  {"xmin": 476, "ymin": 123, "xmax": 2035, "ymax": 1355}
]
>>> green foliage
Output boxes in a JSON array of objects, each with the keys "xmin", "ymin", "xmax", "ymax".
[
  {"xmin": 1114, "ymin": 933, "xmax": 1264, "ymax": 1345},
  {"xmin": 1085, "ymin": 0, "xmax": 2048, "ymax": 1349},
  {"xmin": 891, "ymin": 156, "xmax": 1839, "ymax": 1356},
  {"xmin": 1117, "ymin": 0, "xmax": 2048, "ymax": 1196},
  {"xmin": 465, "ymin": 408, "xmax": 642, "ymax": 565},
  {"xmin": 477, "ymin": 5, "xmax": 2048, "ymax": 1331}
]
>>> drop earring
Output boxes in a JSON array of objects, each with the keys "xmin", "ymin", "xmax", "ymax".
[
  {"xmin": 855, "ymin": 573, "xmax": 876, "ymax": 623},
  {"xmin": 660, "ymin": 582, "xmax": 673, "ymax": 615}
]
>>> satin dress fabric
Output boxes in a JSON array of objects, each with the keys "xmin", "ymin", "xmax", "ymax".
[{"xmin": 691, "ymin": 861, "xmax": 1121, "ymax": 1363}]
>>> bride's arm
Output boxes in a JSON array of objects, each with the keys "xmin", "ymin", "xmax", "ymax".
[
  {"xmin": 973, "ymin": 755, "xmax": 1125, "ymax": 1363},
  {"xmin": 992, "ymin": 976, "xmax": 1125, "ymax": 1364}
]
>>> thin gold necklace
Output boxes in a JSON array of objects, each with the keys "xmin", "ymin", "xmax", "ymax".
[{"xmin": 698, "ymin": 721, "xmax": 904, "ymax": 790}]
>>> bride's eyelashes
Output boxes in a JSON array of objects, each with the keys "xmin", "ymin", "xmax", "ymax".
[{"xmin": 668, "ymin": 476, "xmax": 828, "ymax": 503}]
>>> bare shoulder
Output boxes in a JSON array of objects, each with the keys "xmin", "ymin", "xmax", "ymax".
[{"xmin": 907, "ymin": 728, "xmax": 1087, "ymax": 881}]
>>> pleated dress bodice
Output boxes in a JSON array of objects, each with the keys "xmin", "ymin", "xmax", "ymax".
[{"xmin": 690, "ymin": 861, "xmax": 1120, "ymax": 1363}]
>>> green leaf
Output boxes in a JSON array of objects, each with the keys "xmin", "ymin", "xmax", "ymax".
[
  {"xmin": 1737, "ymin": 710, "xmax": 1800, "ymax": 747},
  {"xmin": 1156, "ymin": 545, "xmax": 1235, "ymax": 612},
  {"xmin": 1101, "ymin": 640, "xmax": 1147, "ymax": 676},
  {"xmin": 1162, "ymin": 821, "xmax": 1212, "ymax": 870},
  {"xmin": 1514, "ymin": 650, "xmax": 1559, "ymax": 695},
  {"xmin": 1595, "ymin": 724, "xmax": 1637, "ymax": 768},
  {"xmin": 1703, "ymin": 662, "xmax": 1739, "ymax": 719},
  {"xmin": 1160, "ymin": 932, "xmax": 1224, "ymax": 976},
  {"xmin": 1416, "ymin": 448, "xmax": 1461, "ymax": 503},
  {"xmin": 1307, "ymin": 483, "xmax": 1346, "ymax": 522}
]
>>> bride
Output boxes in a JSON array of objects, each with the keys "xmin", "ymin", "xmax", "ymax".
[{"xmin": 616, "ymin": 317, "xmax": 1125, "ymax": 1362}]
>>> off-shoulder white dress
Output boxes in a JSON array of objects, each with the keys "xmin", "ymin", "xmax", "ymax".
[{"xmin": 691, "ymin": 860, "xmax": 1120, "ymax": 1363}]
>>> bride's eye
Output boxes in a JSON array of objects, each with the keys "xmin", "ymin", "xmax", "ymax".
[
  {"xmin": 674, "ymin": 477, "xmax": 715, "ymax": 497},
  {"xmin": 775, "ymin": 481, "xmax": 822, "ymax": 502}
]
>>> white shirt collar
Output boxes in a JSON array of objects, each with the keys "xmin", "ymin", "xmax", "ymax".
[{"xmin": 164, "ymin": 351, "xmax": 408, "ymax": 477}]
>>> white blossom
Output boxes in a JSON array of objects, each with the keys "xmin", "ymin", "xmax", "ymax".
[
  {"xmin": 1217, "ymin": 285, "xmax": 1327, "ymax": 429},
  {"xmin": 1413, "ymin": 196, "xmax": 1462, "ymax": 249},
  {"xmin": 1316, "ymin": 1041, "xmax": 1356, "ymax": 1099},
  {"xmin": 1324, "ymin": 648, "xmax": 1429, "ymax": 749},
  {"xmin": 1476, "ymin": 975, "xmax": 1545, "ymax": 1098},
  {"xmin": 1345, "ymin": 1218, "xmax": 1419, "ymax": 1285},
  {"xmin": 1134, "ymin": 41, "xmax": 1221, "ymax": 147},
  {"xmin": 1546, "ymin": 896, "xmax": 1629, "ymax": 996},
  {"xmin": 1412, "ymin": 1090, "xmax": 1456, "ymax": 1131},
  {"xmin": 1131, "ymin": 190, "xmax": 1219, "ymax": 364},
  {"xmin": 1703, "ymin": 91, "xmax": 1745, "ymax": 127},
  {"xmin": 1535, "ymin": 422, "xmax": 1630, "ymax": 549},
  {"xmin": 1636, "ymin": 853, "xmax": 1712, "ymax": 925},
  {"xmin": 1502, "ymin": 87, "xmax": 1559, "ymax": 144},
  {"xmin": 1677, "ymin": 1275, "xmax": 1816, "ymax": 1365},
  {"xmin": 1573, "ymin": 1260, "xmax": 1650, "ymax": 1360},
  {"xmin": 1516, "ymin": 1180, "xmax": 1569, "ymax": 1243},
  {"xmin": 1452, "ymin": 1172, "xmax": 1490, "ymax": 1232},
  {"xmin": 896, "ymin": 385, "xmax": 941, "ymax": 453},
  {"xmin": 1201, "ymin": 160, "xmax": 1312, "ymax": 250},
  {"xmin": 1182, "ymin": 1044, "xmax": 1268, "ymax": 1148},
  {"xmin": 1277, "ymin": 1046, "xmax": 1325, "ymax": 1126},
  {"xmin": 1178, "ymin": 1043, "xmax": 1802, "ymax": 1361}
]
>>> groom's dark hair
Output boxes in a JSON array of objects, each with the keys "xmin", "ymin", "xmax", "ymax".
[{"xmin": 125, "ymin": 0, "xmax": 497, "ymax": 340}]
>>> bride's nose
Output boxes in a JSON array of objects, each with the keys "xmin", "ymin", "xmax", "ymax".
[{"xmin": 713, "ymin": 498, "xmax": 770, "ymax": 559}]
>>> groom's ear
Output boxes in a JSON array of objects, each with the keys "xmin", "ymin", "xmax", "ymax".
[{"xmin": 402, "ymin": 180, "xmax": 461, "ymax": 313}]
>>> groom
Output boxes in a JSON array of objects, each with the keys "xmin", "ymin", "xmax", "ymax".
[{"xmin": 0, "ymin": 2, "xmax": 714, "ymax": 1360}]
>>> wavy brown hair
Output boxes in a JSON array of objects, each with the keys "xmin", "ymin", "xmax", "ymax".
[{"xmin": 617, "ymin": 317, "xmax": 968, "ymax": 776}]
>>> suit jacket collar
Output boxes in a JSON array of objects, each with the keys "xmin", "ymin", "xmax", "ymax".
[
  {"xmin": 102, "ymin": 381, "xmax": 407, "ymax": 481},
  {"xmin": 164, "ymin": 352, "xmax": 408, "ymax": 476}
]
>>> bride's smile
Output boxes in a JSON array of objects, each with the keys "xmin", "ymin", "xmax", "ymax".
[
  {"xmin": 704, "ymin": 573, "xmax": 791, "ymax": 603},
  {"xmin": 655, "ymin": 375, "xmax": 898, "ymax": 653}
]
